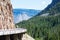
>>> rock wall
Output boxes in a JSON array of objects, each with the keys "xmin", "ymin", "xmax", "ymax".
[{"xmin": 0, "ymin": 0, "xmax": 15, "ymax": 29}]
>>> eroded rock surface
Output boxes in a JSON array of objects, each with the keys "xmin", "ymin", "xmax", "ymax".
[{"xmin": 0, "ymin": 0, "xmax": 15, "ymax": 29}]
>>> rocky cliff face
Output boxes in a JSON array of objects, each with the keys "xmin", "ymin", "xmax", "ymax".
[{"xmin": 0, "ymin": 0, "xmax": 15, "ymax": 29}]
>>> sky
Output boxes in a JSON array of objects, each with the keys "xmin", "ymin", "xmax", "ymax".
[{"xmin": 11, "ymin": 0, "xmax": 52, "ymax": 10}]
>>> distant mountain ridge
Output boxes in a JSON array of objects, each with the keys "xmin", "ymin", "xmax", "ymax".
[
  {"xmin": 13, "ymin": 9, "xmax": 40, "ymax": 23},
  {"xmin": 13, "ymin": 9, "xmax": 40, "ymax": 16}
]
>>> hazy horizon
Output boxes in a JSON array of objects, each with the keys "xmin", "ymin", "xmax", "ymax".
[{"xmin": 11, "ymin": 0, "xmax": 52, "ymax": 10}]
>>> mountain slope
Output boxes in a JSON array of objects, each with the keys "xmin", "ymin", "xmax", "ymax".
[
  {"xmin": 13, "ymin": 9, "xmax": 40, "ymax": 23},
  {"xmin": 16, "ymin": 1, "xmax": 60, "ymax": 40},
  {"xmin": 14, "ymin": 13, "xmax": 31, "ymax": 23},
  {"xmin": 37, "ymin": 0, "xmax": 60, "ymax": 16}
]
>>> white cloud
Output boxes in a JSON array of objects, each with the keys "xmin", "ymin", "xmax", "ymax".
[{"xmin": 14, "ymin": 13, "xmax": 31, "ymax": 24}]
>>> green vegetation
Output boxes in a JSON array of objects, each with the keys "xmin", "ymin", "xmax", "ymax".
[{"xmin": 16, "ymin": 2, "xmax": 60, "ymax": 40}]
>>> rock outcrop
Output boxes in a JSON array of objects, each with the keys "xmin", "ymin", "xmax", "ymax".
[
  {"xmin": 0, "ymin": 0, "xmax": 15, "ymax": 29},
  {"xmin": 22, "ymin": 33, "xmax": 35, "ymax": 40}
]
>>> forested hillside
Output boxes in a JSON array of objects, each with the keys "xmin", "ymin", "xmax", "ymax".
[
  {"xmin": 37, "ymin": 0, "xmax": 60, "ymax": 16},
  {"xmin": 16, "ymin": 1, "xmax": 60, "ymax": 40}
]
